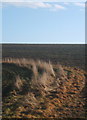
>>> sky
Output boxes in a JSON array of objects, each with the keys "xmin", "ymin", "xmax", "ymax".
[{"xmin": 1, "ymin": 2, "xmax": 85, "ymax": 44}]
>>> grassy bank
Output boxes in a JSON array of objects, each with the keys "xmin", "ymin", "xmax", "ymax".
[{"xmin": 2, "ymin": 58, "xmax": 87, "ymax": 119}]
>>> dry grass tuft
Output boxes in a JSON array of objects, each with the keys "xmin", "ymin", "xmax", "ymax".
[
  {"xmin": 15, "ymin": 76, "xmax": 24, "ymax": 90},
  {"xmin": 2, "ymin": 58, "xmax": 67, "ymax": 94}
]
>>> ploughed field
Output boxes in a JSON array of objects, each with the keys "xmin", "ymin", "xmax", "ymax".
[
  {"xmin": 2, "ymin": 58, "xmax": 87, "ymax": 119},
  {"xmin": 2, "ymin": 44, "xmax": 86, "ymax": 70},
  {"xmin": 2, "ymin": 44, "xmax": 87, "ymax": 119}
]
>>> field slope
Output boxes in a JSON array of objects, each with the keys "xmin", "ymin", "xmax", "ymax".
[{"xmin": 2, "ymin": 58, "xmax": 87, "ymax": 119}]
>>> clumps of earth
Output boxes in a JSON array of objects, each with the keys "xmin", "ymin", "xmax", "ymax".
[{"xmin": 2, "ymin": 58, "xmax": 87, "ymax": 119}]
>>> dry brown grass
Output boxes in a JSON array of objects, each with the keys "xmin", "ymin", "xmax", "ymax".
[
  {"xmin": 2, "ymin": 58, "xmax": 66, "ymax": 93},
  {"xmin": 2, "ymin": 58, "xmax": 86, "ymax": 118},
  {"xmin": 15, "ymin": 76, "xmax": 25, "ymax": 90}
]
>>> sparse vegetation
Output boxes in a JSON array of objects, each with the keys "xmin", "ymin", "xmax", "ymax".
[{"xmin": 2, "ymin": 58, "xmax": 87, "ymax": 119}]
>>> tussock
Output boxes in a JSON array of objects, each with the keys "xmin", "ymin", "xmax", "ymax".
[
  {"xmin": 15, "ymin": 76, "xmax": 24, "ymax": 90},
  {"xmin": 3, "ymin": 58, "xmax": 66, "ymax": 94}
]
